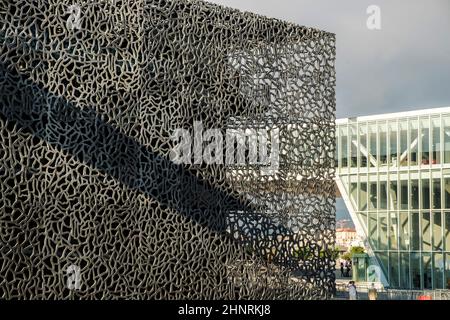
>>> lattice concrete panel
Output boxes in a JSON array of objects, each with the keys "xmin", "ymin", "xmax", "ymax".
[{"xmin": 0, "ymin": 0, "xmax": 336, "ymax": 299}]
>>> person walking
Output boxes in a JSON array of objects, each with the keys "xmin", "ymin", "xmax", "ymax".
[
  {"xmin": 348, "ymin": 281, "xmax": 358, "ymax": 300},
  {"xmin": 368, "ymin": 283, "xmax": 378, "ymax": 300},
  {"xmin": 345, "ymin": 261, "xmax": 351, "ymax": 277},
  {"xmin": 340, "ymin": 261, "xmax": 344, "ymax": 277}
]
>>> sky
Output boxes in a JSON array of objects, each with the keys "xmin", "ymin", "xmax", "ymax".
[
  {"xmin": 206, "ymin": 0, "xmax": 450, "ymax": 119},
  {"xmin": 206, "ymin": 0, "xmax": 450, "ymax": 225}
]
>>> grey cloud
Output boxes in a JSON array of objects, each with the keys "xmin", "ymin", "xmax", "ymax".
[{"xmin": 206, "ymin": 0, "xmax": 450, "ymax": 118}]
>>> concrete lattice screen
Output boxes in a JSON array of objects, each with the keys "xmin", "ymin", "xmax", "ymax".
[{"xmin": 0, "ymin": 0, "xmax": 336, "ymax": 299}]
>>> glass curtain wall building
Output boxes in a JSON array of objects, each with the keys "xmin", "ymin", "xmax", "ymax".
[{"xmin": 336, "ymin": 107, "xmax": 450, "ymax": 290}]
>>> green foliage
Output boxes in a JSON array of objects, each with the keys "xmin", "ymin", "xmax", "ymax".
[
  {"xmin": 341, "ymin": 252, "xmax": 351, "ymax": 261},
  {"xmin": 340, "ymin": 246, "xmax": 365, "ymax": 261},
  {"xmin": 293, "ymin": 247, "xmax": 340, "ymax": 260},
  {"xmin": 349, "ymin": 246, "xmax": 365, "ymax": 255}
]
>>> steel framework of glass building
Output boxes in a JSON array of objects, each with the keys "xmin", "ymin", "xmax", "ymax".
[{"xmin": 336, "ymin": 107, "xmax": 450, "ymax": 290}]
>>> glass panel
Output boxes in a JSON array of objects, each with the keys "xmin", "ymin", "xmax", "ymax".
[
  {"xmin": 445, "ymin": 253, "xmax": 450, "ymax": 289},
  {"xmin": 389, "ymin": 211, "xmax": 398, "ymax": 250},
  {"xmin": 357, "ymin": 257, "xmax": 366, "ymax": 281},
  {"xmin": 389, "ymin": 121, "xmax": 398, "ymax": 166},
  {"xmin": 445, "ymin": 178, "xmax": 450, "ymax": 209},
  {"xmin": 379, "ymin": 122, "xmax": 388, "ymax": 166},
  {"xmin": 433, "ymin": 253, "xmax": 444, "ymax": 289},
  {"xmin": 422, "ymin": 211, "xmax": 431, "ymax": 252},
  {"xmin": 359, "ymin": 123, "xmax": 368, "ymax": 168},
  {"xmin": 411, "ymin": 212, "xmax": 420, "ymax": 251},
  {"xmin": 432, "ymin": 178, "xmax": 441, "ymax": 209},
  {"xmin": 422, "ymin": 178, "xmax": 430, "ymax": 210},
  {"xmin": 335, "ymin": 132, "xmax": 339, "ymax": 168},
  {"xmin": 433, "ymin": 211, "xmax": 443, "ymax": 251},
  {"xmin": 340, "ymin": 126, "xmax": 348, "ymax": 168},
  {"xmin": 379, "ymin": 211, "xmax": 388, "ymax": 250},
  {"xmin": 389, "ymin": 178, "xmax": 398, "ymax": 210},
  {"xmin": 400, "ymin": 179, "xmax": 408, "ymax": 210},
  {"xmin": 431, "ymin": 117, "xmax": 440, "ymax": 164},
  {"xmin": 399, "ymin": 120, "xmax": 408, "ymax": 167},
  {"xmin": 446, "ymin": 211, "xmax": 450, "ymax": 251},
  {"xmin": 369, "ymin": 123, "xmax": 377, "ymax": 167},
  {"xmin": 444, "ymin": 115, "xmax": 450, "ymax": 164},
  {"xmin": 399, "ymin": 211, "xmax": 409, "ymax": 250},
  {"xmin": 410, "ymin": 119, "xmax": 418, "ymax": 166},
  {"xmin": 358, "ymin": 211, "xmax": 368, "ymax": 230},
  {"xmin": 379, "ymin": 180, "xmax": 388, "ymax": 209},
  {"xmin": 369, "ymin": 213, "xmax": 378, "ymax": 249},
  {"xmin": 420, "ymin": 118, "xmax": 430, "ymax": 165},
  {"xmin": 399, "ymin": 252, "xmax": 410, "ymax": 288},
  {"xmin": 369, "ymin": 175, "xmax": 377, "ymax": 210},
  {"xmin": 411, "ymin": 252, "xmax": 421, "ymax": 289},
  {"xmin": 377, "ymin": 251, "xmax": 389, "ymax": 279},
  {"xmin": 423, "ymin": 253, "xmax": 432, "ymax": 289},
  {"xmin": 359, "ymin": 181, "xmax": 368, "ymax": 211},
  {"xmin": 410, "ymin": 178, "xmax": 419, "ymax": 210},
  {"xmin": 389, "ymin": 252, "xmax": 400, "ymax": 288},
  {"xmin": 350, "ymin": 124, "xmax": 358, "ymax": 168},
  {"xmin": 350, "ymin": 182, "xmax": 358, "ymax": 208}
]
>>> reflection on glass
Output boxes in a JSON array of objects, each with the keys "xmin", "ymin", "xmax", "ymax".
[
  {"xmin": 410, "ymin": 120, "xmax": 418, "ymax": 166},
  {"xmin": 433, "ymin": 212, "xmax": 442, "ymax": 251},
  {"xmin": 389, "ymin": 179, "xmax": 398, "ymax": 210},
  {"xmin": 335, "ymin": 134, "xmax": 339, "ymax": 168},
  {"xmin": 369, "ymin": 177, "xmax": 377, "ymax": 210},
  {"xmin": 380, "ymin": 180, "xmax": 387, "ymax": 209},
  {"xmin": 350, "ymin": 182, "xmax": 358, "ymax": 208},
  {"xmin": 359, "ymin": 123, "xmax": 368, "ymax": 167},
  {"xmin": 445, "ymin": 178, "xmax": 450, "ymax": 209},
  {"xmin": 422, "ymin": 212, "xmax": 431, "ymax": 252},
  {"xmin": 399, "ymin": 120, "xmax": 408, "ymax": 167},
  {"xmin": 369, "ymin": 123, "xmax": 377, "ymax": 167},
  {"xmin": 389, "ymin": 252, "xmax": 399, "ymax": 288},
  {"xmin": 379, "ymin": 211, "xmax": 388, "ymax": 250},
  {"xmin": 350, "ymin": 124, "xmax": 358, "ymax": 168},
  {"xmin": 433, "ymin": 253, "xmax": 444, "ymax": 289},
  {"xmin": 431, "ymin": 117, "xmax": 440, "ymax": 164},
  {"xmin": 389, "ymin": 211, "xmax": 398, "ymax": 250},
  {"xmin": 433, "ymin": 178, "xmax": 441, "ymax": 209},
  {"xmin": 369, "ymin": 213, "xmax": 378, "ymax": 249},
  {"xmin": 445, "ymin": 253, "xmax": 450, "ymax": 289},
  {"xmin": 340, "ymin": 126, "xmax": 348, "ymax": 168},
  {"xmin": 380, "ymin": 122, "xmax": 387, "ymax": 165},
  {"xmin": 389, "ymin": 122, "xmax": 397, "ymax": 166},
  {"xmin": 400, "ymin": 252, "xmax": 410, "ymax": 288},
  {"xmin": 444, "ymin": 116, "xmax": 450, "ymax": 164},
  {"xmin": 411, "ymin": 253, "xmax": 421, "ymax": 289},
  {"xmin": 399, "ymin": 211, "xmax": 409, "ymax": 250},
  {"xmin": 359, "ymin": 182, "xmax": 368, "ymax": 211},
  {"xmin": 420, "ymin": 118, "xmax": 430, "ymax": 165},
  {"xmin": 445, "ymin": 212, "xmax": 450, "ymax": 251},
  {"xmin": 411, "ymin": 212, "xmax": 420, "ymax": 250},
  {"xmin": 411, "ymin": 179, "xmax": 419, "ymax": 209},
  {"xmin": 378, "ymin": 251, "xmax": 389, "ymax": 279},
  {"xmin": 423, "ymin": 253, "xmax": 432, "ymax": 289},
  {"xmin": 422, "ymin": 178, "xmax": 430, "ymax": 210},
  {"xmin": 400, "ymin": 179, "xmax": 408, "ymax": 209}
]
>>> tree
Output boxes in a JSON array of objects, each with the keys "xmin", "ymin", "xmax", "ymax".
[
  {"xmin": 349, "ymin": 246, "xmax": 365, "ymax": 255},
  {"xmin": 340, "ymin": 246, "xmax": 365, "ymax": 261}
]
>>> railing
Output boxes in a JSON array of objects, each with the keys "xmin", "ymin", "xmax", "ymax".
[
  {"xmin": 383, "ymin": 289, "xmax": 450, "ymax": 300},
  {"xmin": 335, "ymin": 281, "xmax": 450, "ymax": 300}
]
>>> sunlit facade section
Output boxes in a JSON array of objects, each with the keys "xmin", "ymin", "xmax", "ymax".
[{"xmin": 336, "ymin": 107, "xmax": 450, "ymax": 289}]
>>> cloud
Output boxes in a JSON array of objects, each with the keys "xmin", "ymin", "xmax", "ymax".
[{"xmin": 206, "ymin": 0, "xmax": 450, "ymax": 118}]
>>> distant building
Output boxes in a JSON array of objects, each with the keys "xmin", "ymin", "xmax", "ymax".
[
  {"xmin": 336, "ymin": 228, "xmax": 358, "ymax": 250},
  {"xmin": 336, "ymin": 106, "xmax": 450, "ymax": 290}
]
